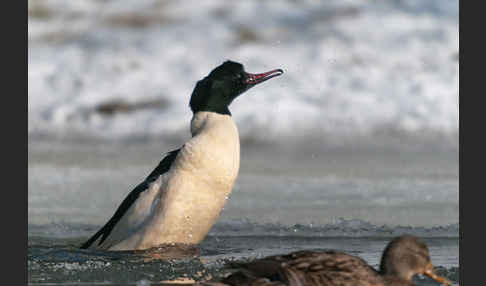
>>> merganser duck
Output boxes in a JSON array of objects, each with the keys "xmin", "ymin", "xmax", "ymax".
[
  {"xmin": 80, "ymin": 61, "xmax": 283, "ymax": 250},
  {"xmin": 203, "ymin": 235, "xmax": 451, "ymax": 286}
]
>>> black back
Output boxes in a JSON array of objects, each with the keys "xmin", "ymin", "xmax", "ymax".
[{"xmin": 80, "ymin": 148, "xmax": 180, "ymax": 249}]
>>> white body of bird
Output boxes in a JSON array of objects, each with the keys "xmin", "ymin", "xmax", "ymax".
[{"xmin": 94, "ymin": 112, "xmax": 240, "ymax": 250}]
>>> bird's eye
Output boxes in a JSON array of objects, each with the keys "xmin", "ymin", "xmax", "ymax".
[{"xmin": 234, "ymin": 73, "xmax": 242, "ymax": 79}]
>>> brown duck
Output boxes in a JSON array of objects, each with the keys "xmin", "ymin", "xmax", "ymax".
[{"xmin": 202, "ymin": 235, "xmax": 451, "ymax": 286}]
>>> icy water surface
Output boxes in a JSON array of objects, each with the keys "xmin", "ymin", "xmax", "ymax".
[
  {"xmin": 28, "ymin": 141, "xmax": 458, "ymax": 285},
  {"xmin": 28, "ymin": 235, "xmax": 458, "ymax": 285}
]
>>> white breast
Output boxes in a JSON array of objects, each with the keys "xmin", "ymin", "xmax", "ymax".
[{"xmin": 108, "ymin": 112, "xmax": 240, "ymax": 250}]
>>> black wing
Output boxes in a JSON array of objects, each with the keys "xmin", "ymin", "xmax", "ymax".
[{"xmin": 80, "ymin": 148, "xmax": 181, "ymax": 249}]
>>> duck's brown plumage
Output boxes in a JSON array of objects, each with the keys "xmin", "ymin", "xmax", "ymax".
[
  {"xmin": 212, "ymin": 250, "xmax": 384, "ymax": 286},
  {"xmin": 201, "ymin": 235, "xmax": 450, "ymax": 286}
]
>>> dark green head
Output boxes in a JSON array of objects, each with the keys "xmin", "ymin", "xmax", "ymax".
[{"xmin": 189, "ymin": 61, "xmax": 283, "ymax": 115}]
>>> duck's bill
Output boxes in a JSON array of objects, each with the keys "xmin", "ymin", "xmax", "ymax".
[
  {"xmin": 424, "ymin": 264, "xmax": 451, "ymax": 286},
  {"xmin": 245, "ymin": 69, "xmax": 284, "ymax": 85}
]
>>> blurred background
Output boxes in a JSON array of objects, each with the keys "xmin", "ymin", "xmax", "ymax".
[{"xmin": 28, "ymin": 0, "xmax": 458, "ymax": 232}]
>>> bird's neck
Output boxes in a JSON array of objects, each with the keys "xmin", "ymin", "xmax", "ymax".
[
  {"xmin": 380, "ymin": 266, "xmax": 414, "ymax": 285},
  {"xmin": 190, "ymin": 111, "xmax": 235, "ymax": 137},
  {"xmin": 383, "ymin": 275, "xmax": 413, "ymax": 286}
]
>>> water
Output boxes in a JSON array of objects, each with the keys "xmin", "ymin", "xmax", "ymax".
[
  {"xmin": 28, "ymin": 236, "xmax": 458, "ymax": 285},
  {"xmin": 28, "ymin": 141, "xmax": 458, "ymax": 285},
  {"xmin": 28, "ymin": 0, "xmax": 459, "ymax": 284}
]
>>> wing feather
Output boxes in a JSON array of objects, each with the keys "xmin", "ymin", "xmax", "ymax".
[{"xmin": 80, "ymin": 148, "xmax": 181, "ymax": 249}]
